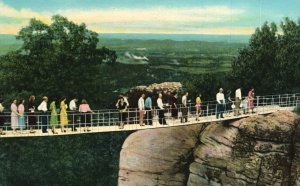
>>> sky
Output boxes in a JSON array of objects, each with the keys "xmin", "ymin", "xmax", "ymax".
[{"xmin": 0, "ymin": 0, "xmax": 299, "ymax": 35}]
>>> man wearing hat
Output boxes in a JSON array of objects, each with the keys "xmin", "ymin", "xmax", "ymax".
[{"xmin": 216, "ymin": 88, "xmax": 225, "ymax": 119}]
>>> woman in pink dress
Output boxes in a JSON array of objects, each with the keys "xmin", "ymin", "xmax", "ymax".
[
  {"xmin": 79, "ymin": 99, "xmax": 93, "ymax": 132},
  {"xmin": 248, "ymin": 88, "xmax": 255, "ymax": 113},
  {"xmin": 11, "ymin": 99, "xmax": 18, "ymax": 132}
]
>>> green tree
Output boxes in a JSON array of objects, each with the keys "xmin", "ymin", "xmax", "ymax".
[
  {"xmin": 0, "ymin": 15, "xmax": 117, "ymax": 103},
  {"xmin": 231, "ymin": 18, "xmax": 300, "ymax": 94},
  {"xmin": 231, "ymin": 22, "xmax": 278, "ymax": 94},
  {"xmin": 276, "ymin": 17, "xmax": 300, "ymax": 92},
  {"xmin": 183, "ymin": 73, "xmax": 223, "ymax": 101}
]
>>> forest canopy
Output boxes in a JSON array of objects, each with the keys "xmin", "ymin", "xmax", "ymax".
[
  {"xmin": 0, "ymin": 15, "xmax": 117, "ymax": 104},
  {"xmin": 230, "ymin": 17, "xmax": 300, "ymax": 94}
]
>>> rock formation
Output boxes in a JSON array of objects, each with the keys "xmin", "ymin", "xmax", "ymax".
[
  {"xmin": 118, "ymin": 125, "xmax": 201, "ymax": 185},
  {"xmin": 130, "ymin": 82, "xmax": 182, "ymax": 93},
  {"xmin": 127, "ymin": 82, "xmax": 182, "ymax": 108},
  {"xmin": 118, "ymin": 111, "xmax": 300, "ymax": 186}
]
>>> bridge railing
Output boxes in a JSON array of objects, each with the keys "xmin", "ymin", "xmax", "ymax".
[{"xmin": 0, "ymin": 93, "xmax": 299, "ymax": 136}]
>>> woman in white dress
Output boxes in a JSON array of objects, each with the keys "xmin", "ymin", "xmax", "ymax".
[{"xmin": 11, "ymin": 99, "xmax": 18, "ymax": 132}]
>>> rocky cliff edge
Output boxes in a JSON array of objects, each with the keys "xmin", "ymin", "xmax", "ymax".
[{"xmin": 118, "ymin": 111, "xmax": 300, "ymax": 186}]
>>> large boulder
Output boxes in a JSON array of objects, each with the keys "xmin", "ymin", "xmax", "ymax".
[
  {"xmin": 189, "ymin": 111, "xmax": 299, "ymax": 186},
  {"xmin": 118, "ymin": 125, "xmax": 201, "ymax": 186},
  {"xmin": 292, "ymin": 117, "xmax": 300, "ymax": 185},
  {"xmin": 127, "ymin": 82, "xmax": 182, "ymax": 108},
  {"xmin": 118, "ymin": 111, "xmax": 300, "ymax": 186}
]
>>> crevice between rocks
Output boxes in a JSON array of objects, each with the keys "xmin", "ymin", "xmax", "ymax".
[
  {"xmin": 288, "ymin": 117, "xmax": 299, "ymax": 186},
  {"xmin": 183, "ymin": 123, "xmax": 210, "ymax": 185},
  {"xmin": 255, "ymin": 157, "xmax": 263, "ymax": 186}
]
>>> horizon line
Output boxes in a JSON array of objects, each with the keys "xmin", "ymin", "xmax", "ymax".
[{"xmin": 0, "ymin": 33, "xmax": 252, "ymax": 36}]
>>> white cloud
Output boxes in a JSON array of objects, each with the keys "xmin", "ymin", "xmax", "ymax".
[
  {"xmin": 0, "ymin": 1, "xmax": 50, "ymax": 34},
  {"xmin": 0, "ymin": 1, "xmax": 250, "ymax": 34},
  {"xmin": 0, "ymin": 1, "xmax": 48, "ymax": 20},
  {"xmin": 58, "ymin": 6, "xmax": 243, "ymax": 24}
]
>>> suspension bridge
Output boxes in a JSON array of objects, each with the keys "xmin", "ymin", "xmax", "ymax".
[{"xmin": 0, "ymin": 93, "xmax": 299, "ymax": 138}]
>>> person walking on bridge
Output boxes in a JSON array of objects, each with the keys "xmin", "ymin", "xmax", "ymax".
[
  {"xmin": 242, "ymin": 96, "xmax": 249, "ymax": 114},
  {"xmin": 0, "ymin": 98, "xmax": 5, "ymax": 135},
  {"xmin": 225, "ymin": 90, "xmax": 233, "ymax": 116},
  {"xmin": 11, "ymin": 99, "xmax": 18, "ymax": 133},
  {"xmin": 171, "ymin": 93, "xmax": 178, "ymax": 119},
  {"xmin": 181, "ymin": 92, "xmax": 188, "ymax": 123},
  {"xmin": 38, "ymin": 96, "xmax": 49, "ymax": 133},
  {"xmin": 60, "ymin": 97, "xmax": 68, "ymax": 132},
  {"xmin": 234, "ymin": 88, "xmax": 242, "ymax": 116},
  {"xmin": 195, "ymin": 94, "xmax": 202, "ymax": 121},
  {"xmin": 116, "ymin": 96, "xmax": 128, "ymax": 129},
  {"xmin": 216, "ymin": 88, "xmax": 225, "ymax": 119},
  {"xmin": 79, "ymin": 99, "xmax": 93, "ymax": 132},
  {"xmin": 69, "ymin": 97, "xmax": 78, "ymax": 131},
  {"xmin": 49, "ymin": 98, "xmax": 58, "ymax": 134},
  {"xmin": 122, "ymin": 94, "xmax": 130, "ymax": 108},
  {"xmin": 17, "ymin": 99, "xmax": 26, "ymax": 131},
  {"xmin": 145, "ymin": 93, "xmax": 153, "ymax": 125},
  {"xmin": 28, "ymin": 95, "xmax": 36, "ymax": 133},
  {"xmin": 157, "ymin": 93, "xmax": 167, "ymax": 125},
  {"xmin": 248, "ymin": 88, "xmax": 255, "ymax": 113},
  {"xmin": 138, "ymin": 94, "xmax": 145, "ymax": 126}
]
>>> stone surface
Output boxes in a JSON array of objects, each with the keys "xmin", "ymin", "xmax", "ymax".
[
  {"xmin": 118, "ymin": 111, "xmax": 300, "ymax": 186},
  {"xmin": 131, "ymin": 82, "xmax": 182, "ymax": 93},
  {"xmin": 119, "ymin": 125, "xmax": 201, "ymax": 186},
  {"xmin": 189, "ymin": 111, "xmax": 299, "ymax": 186},
  {"xmin": 127, "ymin": 82, "xmax": 182, "ymax": 108},
  {"xmin": 292, "ymin": 117, "xmax": 300, "ymax": 186}
]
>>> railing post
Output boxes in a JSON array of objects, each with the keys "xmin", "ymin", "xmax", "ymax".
[
  {"xmin": 295, "ymin": 94, "xmax": 298, "ymax": 108},
  {"xmin": 97, "ymin": 111, "xmax": 99, "ymax": 128},
  {"xmin": 135, "ymin": 108, "xmax": 138, "ymax": 124},
  {"xmin": 256, "ymin": 96, "xmax": 260, "ymax": 114},
  {"xmin": 206, "ymin": 104, "xmax": 209, "ymax": 117},
  {"xmin": 188, "ymin": 104, "xmax": 190, "ymax": 122},
  {"xmin": 271, "ymin": 95, "xmax": 274, "ymax": 105},
  {"xmin": 91, "ymin": 112, "xmax": 93, "ymax": 129},
  {"xmin": 102, "ymin": 113, "xmax": 104, "ymax": 126},
  {"xmin": 279, "ymin": 95, "xmax": 281, "ymax": 107},
  {"xmin": 108, "ymin": 110, "xmax": 111, "ymax": 126}
]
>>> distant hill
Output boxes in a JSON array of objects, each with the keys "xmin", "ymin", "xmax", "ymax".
[
  {"xmin": 0, "ymin": 34, "xmax": 247, "ymax": 58},
  {"xmin": 100, "ymin": 33, "xmax": 250, "ymax": 43},
  {"xmin": 0, "ymin": 34, "xmax": 21, "ymax": 44},
  {"xmin": 0, "ymin": 34, "xmax": 22, "ymax": 55},
  {"xmin": 0, "ymin": 33, "xmax": 250, "ymax": 44}
]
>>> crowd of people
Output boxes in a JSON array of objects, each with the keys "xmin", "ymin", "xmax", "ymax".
[
  {"xmin": 0, "ymin": 96, "xmax": 94, "ymax": 135},
  {"xmin": 115, "ymin": 87, "xmax": 255, "ymax": 129},
  {"xmin": 215, "ymin": 87, "xmax": 255, "ymax": 119},
  {"xmin": 0, "ymin": 87, "xmax": 255, "ymax": 134}
]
